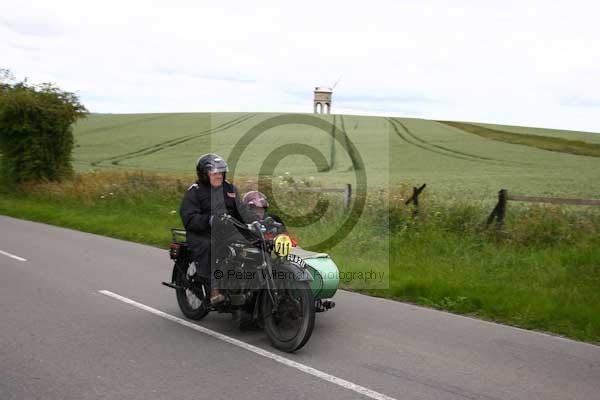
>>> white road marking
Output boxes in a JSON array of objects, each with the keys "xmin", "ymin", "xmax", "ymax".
[
  {"xmin": 0, "ymin": 249, "xmax": 27, "ymax": 262},
  {"xmin": 99, "ymin": 290, "xmax": 397, "ymax": 400}
]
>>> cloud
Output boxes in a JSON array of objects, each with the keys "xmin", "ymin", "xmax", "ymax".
[
  {"xmin": 2, "ymin": 0, "xmax": 600, "ymax": 132},
  {"xmin": 153, "ymin": 67, "xmax": 256, "ymax": 84},
  {"xmin": 560, "ymin": 97, "xmax": 600, "ymax": 108},
  {"xmin": 335, "ymin": 94, "xmax": 443, "ymax": 104},
  {"xmin": 0, "ymin": 18, "xmax": 64, "ymax": 37}
]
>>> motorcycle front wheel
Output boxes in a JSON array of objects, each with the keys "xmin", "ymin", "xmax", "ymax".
[
  {"xmin": 261, "ymin": 279, "xmax": 315, "ymax": 352},
  {"xmin": 174, "ymin": 263, "xmax": 210, "ymax": 320}
]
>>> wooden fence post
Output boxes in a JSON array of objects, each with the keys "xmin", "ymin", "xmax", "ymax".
[
  {"xmin": 405, "ymin": 183, "xmax": 427, "ymax": 217},
  {"xmin": 497, "ymin": 189, "xmax": 507, "ymax": 228},
  {"xmin": 487, "ymin": 189, "xmax": 507, "ymax": 230},
  {"xmin": 344, "ymin": 184, "xmax": 352, "ymax": 208}
]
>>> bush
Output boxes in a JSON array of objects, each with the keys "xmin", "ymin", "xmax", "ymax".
[{"xmin": 0, "ymin": 69, "xmax": 87, "ymax": 187}]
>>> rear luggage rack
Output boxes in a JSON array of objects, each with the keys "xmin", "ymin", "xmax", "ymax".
[
  {"xmin": 171, "ymin": 228, "xmax": 187, "ymax": 243},
  {"xmin": 170, "ymin": 229, "xmax": 188, "ymax": 260}
]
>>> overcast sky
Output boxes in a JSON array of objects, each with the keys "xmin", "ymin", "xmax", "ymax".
[{"xmin": 2, "ymin": 0, "xmax": 600, "ymax": 132}]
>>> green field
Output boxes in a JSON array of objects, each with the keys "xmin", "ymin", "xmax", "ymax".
[{"xmin": 73, "ymin": 113, "xmax": 600, "ymax": 200}]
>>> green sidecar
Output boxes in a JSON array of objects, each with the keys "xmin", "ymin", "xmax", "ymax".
[{"xmin": 290, "ymin": 246, "xmax": 339, "ymax": 310}]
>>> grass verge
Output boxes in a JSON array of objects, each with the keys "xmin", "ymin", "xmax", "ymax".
[{"xmin": 1, "ymin": 171, "xmax": 599, "ymax": 343}]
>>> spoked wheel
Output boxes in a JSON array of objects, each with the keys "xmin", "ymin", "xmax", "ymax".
[
  {"xmin": 174, "ymin": 263, "xmax": 210, "ymax": 320},
  {"xmin": 261, "ymin": 278, "xmax": 315, "ymax": 352}
]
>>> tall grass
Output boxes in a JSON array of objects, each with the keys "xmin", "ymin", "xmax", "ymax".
[{"xmin": 1, "ymin": 171, "xmax": 599, "ymax": 342}]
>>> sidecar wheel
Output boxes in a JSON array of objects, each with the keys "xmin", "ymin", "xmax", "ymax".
[
  {"xmin": 261, "ymin": 280, "xmax": 315, "ymax": 353},
  {"xmin": 174, "ymin": 264, "xmax": 210, "ymax": 320}
]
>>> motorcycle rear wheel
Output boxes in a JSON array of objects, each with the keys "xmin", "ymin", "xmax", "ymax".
[
  {"xmin": 174, "ymin": 264, "xmax": 210, "ymax": 320},
  {"xmin": 261, "ymin": 279, "xmax": 315, "ymax": 353}
]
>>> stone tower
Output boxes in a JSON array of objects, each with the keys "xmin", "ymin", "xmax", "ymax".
[{"xmin": 313, "ymin": 86, "xmax": 332, "ymax": 114}]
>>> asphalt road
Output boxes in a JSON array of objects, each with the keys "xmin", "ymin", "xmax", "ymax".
[{"xmin": 1, "ymin": 215, "xmax": 599, "ymax": 400}]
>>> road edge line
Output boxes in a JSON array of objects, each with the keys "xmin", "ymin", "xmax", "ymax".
[
  {"xmin": 0, "ymin": 249, "xmax": 27, "ymax": 262},
  {"xmin": 98, "ymin": 289, "xmax": 397, "ymax": 400}
]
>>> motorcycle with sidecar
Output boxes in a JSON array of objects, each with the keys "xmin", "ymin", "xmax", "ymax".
[{"xmin": 162, "ymin": 214, "xmax": 339, "ymax": 352}]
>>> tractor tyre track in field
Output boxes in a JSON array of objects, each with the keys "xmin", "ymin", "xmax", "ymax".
[
  {"xmin": 339, "ymin": 115, "xmax": 361, "ymax": 172},
  {"xmin": 90, "ymin": 114, "xmax": 255, "ymax": 168},
  {"xmin": 77, "ymin": 115, "xmax": 172, "ymax": 136},
  {"xmin": 398, "ymin": 120, "xmax": 495, "ymax": 161},
  {"xmin": 387, "ymin": 118, "xmax": 484, "ymax": 163},
  {"xmin": 108, "ymin": 113, "xmax": 254, "ymax": 165},
  {"xmin": 327, "ymin": 115, "xmax": 336, "ymax": 171},
  {"xmin": 388, "ymin": 118, "xmax": 527, "ymax": 166}
]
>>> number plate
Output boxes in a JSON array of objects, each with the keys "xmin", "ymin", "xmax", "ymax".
[{"xmin": 286, "ymin": 254, "xmax": 306, "ymax": 268}]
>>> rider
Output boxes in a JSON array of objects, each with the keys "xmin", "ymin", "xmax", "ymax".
[
  {"xmin": 242, "ymin": 190, "xmax": 288, "ymax": 234},
  {"xmin": 179, "ymin": 153, "xmax": 246, "ymax": 305}
]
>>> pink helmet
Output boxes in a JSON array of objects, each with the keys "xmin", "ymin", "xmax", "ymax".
[{"xmin": 242, "ymin": 191, "xmax": 269, "ymax": 208}]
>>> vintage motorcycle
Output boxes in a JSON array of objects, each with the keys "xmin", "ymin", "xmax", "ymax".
[{"xmin": 162, "ymin": 214, "xmax": 339, "ymax": 352}]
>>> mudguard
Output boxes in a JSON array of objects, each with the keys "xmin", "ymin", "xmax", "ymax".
[{"xmin": 171, "ymin": 262, "xmax": 188, "ymax": 285}]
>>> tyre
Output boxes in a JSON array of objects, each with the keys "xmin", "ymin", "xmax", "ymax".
[
  {"xmin": 261, "ymin": 277, "xmax": 315, "ymax": 352},
  {"xmin": 174, "ymin": 263, "xmax": 210, "ymax": 320}
]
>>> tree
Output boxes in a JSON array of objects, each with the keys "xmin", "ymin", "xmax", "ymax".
[{"xmin": 0, "ymin": 69, "xmax": 88, "ymax": 186}]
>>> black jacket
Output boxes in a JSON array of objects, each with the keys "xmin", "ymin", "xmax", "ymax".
[{"xmin": 179, "ymin": 180, "xmax": 247, "ymax": 255}]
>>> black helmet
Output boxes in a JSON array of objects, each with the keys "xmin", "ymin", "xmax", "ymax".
[{"xmin": 196, "ymin": 153, "xmax": 228, "ymax": 184}]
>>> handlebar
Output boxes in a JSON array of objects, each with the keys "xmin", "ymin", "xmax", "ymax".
[
  {"xmin": 219, "ymin": 214, "xmax": 262, "ymax": 235},
  {"xmin": 220, "ymin": 213, "xmax": 249, "ymax": 229},
  {"xmin": 220, "ymin": 214, "xmax": 282, "ymax": 238},
  {"xmin": 262, "ymin": 216, "xmax": 282, "ymax": 229}
]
